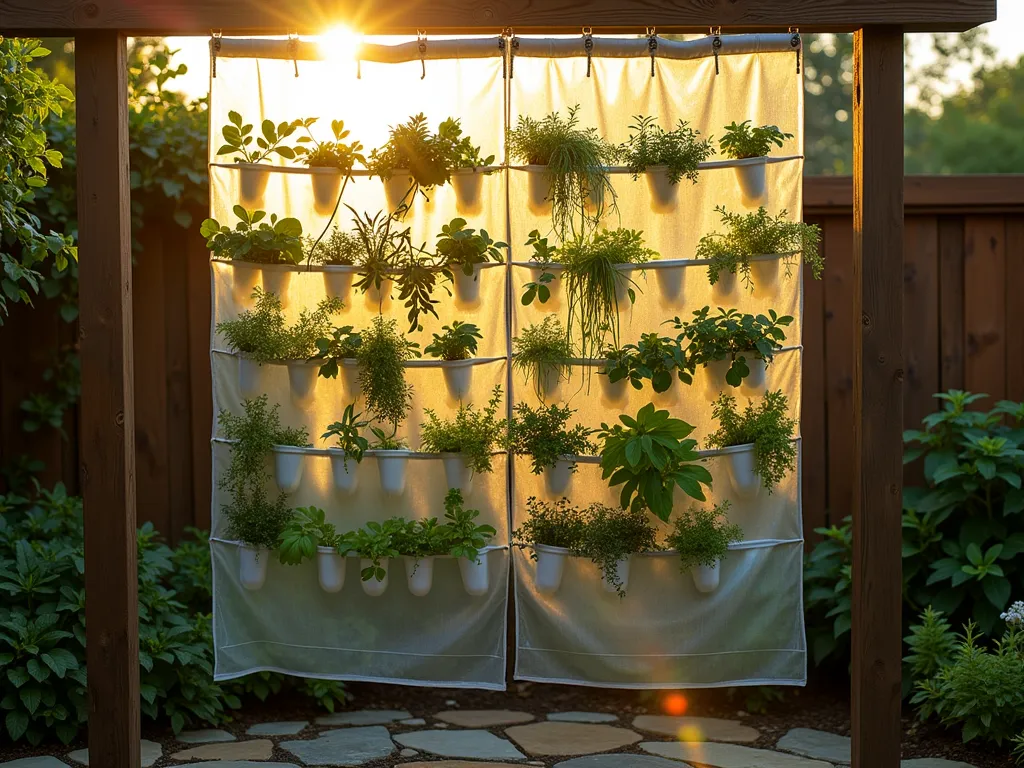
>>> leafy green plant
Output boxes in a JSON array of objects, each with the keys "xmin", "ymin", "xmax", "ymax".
[
  {"xmin": 718, "ymin": 120, "xmax": 792, "ymax": 159},
  {"xmin": 312, "ymin": 324, "xmax": 362, "ymax": 378},
  {"xmin": 619, "ymin": 115, "xmax": 715, "ymax": 184},
  {"xmin": 392, "ymin": 517, "xmax": 450, "ymax": 559},
  {"xmin": 667, "ymin": 501, "xmax": 743, "ymax": 571},
  {"xmin": 216, "ymin": 288, "xmax": 343, "ymax": 363},
  {"xmin": 369, "ymin": 425, "xmax": 409, "ymax": 451},
  {"xmin": 367, "ymin": 113, "xmax": 478, "ymax": 191},
  {"xmin": 442, "ymin": 117, "xmax": 495, "ymax": 170},
  {"xmin": 695, "ymin": 206, "xmax": 823, "ymax": 290},
  {"xmin": 512, "ymin": 497, "xmax": 588, "ymax": 554},
  {"xmin": 200, "ymin": 205, "xmax": 304, "ymax": 265},
  {"xmin": 597, "ymin": 403, "xmax": 713, "ymax": 523},
  {"xmin": 507, "ymin": 106, "xmax": 619, "ymax": 239},
  {"xmin": 671, "ymin": 306, "xmax": 793, "ymax": 386},
  {"xmin": 295, "ymin": 118, "xmax": 365, "ymax": 170},
  {"xmin": 306, "ymin": 227, "xmax": 363, "ymax": 266},
  {"xmin": 278, "ymin": 506, "xmax": 341, "ymax": 566},
  {"xmin": 424, "ymin": 321, "xmax": 482, "ymax": 361},
  {"xmin": 505, "ymin": 403, "xmax": 597, "ymax": 475},
  {"xmin": 601, "ymin": 333, "xmax": 687, "ymax": 394},
  {"xmin": 512, "ymin": 316, "xmax": 574, "ymax": 393},
  {"xmin": 215, "ymin": 111, "xmax": 301, "ymax": 164},
  {"xmin": 443, "ymin": 489, "xmax": 497, "ymax": 563},
  {"xmin": 321, "ymin": 403, "xmax": 370, "ymax": 463},
  {"xmin": 574, "ymin": 503, "xmax": 658, "ymax": 597},
  {"xmin": 348, "ymin": 520, "xmax": 403, "ymax": 581},
  {"xmin": 357, "ymin": 315, "xmax": 419, "ymax": 429},
  {"xmin": 421, "ymin": 386, "xmax": 504, "ymax": 474},
  {"xmin": 520, "ymin": 229, "xmax": 559, "ymax": 305},
  {"xmin": 435, "ymin": 218, "xmax": 506, "ymax": 277},
  {"xmin": 707, "ymin": 391, "xmax": 797, "ymax": 492}
]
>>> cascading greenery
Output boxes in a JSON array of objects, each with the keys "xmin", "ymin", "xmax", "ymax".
[
  {"xmin": 512, "ymin": 316, "xmax": 574, "ymax": 394},
  {"xmin": 707, "ymin": 390, "xmax": 797, "ymax": 493},
  {"xmin": 356, "ymin": 315, "xmax": 420, "ymax": 431}
]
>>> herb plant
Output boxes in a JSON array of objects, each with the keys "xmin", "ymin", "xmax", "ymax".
[
  {"xmin": 278, "ymin": 506, "xmax": 341, "ymax": 566},
  {"xmin": 597, "ymin": 403, "xmax": 713, "ymax": 523},
  {"xmin": 215, "ymin": 111, "xmax": 301, "ymax": 164},
  {"xmin": 347, "ymin": 520, "xmax": 403, "ymax": 581},
  {"xmin": 707, "ymin": 390, "xmax": 797, "ymax": 492},
  {"xmin": 421, "ymin": 386, "xmax": 504, "ymax": 474},
  {"xmin": 670, "ymin": 306, "xmax": 793, "ymax": 386},
  {"xmin": 392, "ymin": 517, "xmax": 450, "ymax": 559},
  {"xmin": 295, "ymin": 118, "xmax": 365, "ymax": 171},
  {"xmin": 520, "ymin": 230, "xmax": 560, "ymax": 305},
  {"xmin": 367, "ymin": 113, "xmax": 481, "ymax": 190},
  {"xmin": 369, "ymin": 425, "xmax": 409, "ymax": 451},
  {"xmin": 442, "ymin": 117, "xmax": 496, "ymax": 170},
  {"xmin": 321, "ymin": 403, "xmax": 370, "ymax": 463},
  {"xmin": 574, "ymin": 503, "xmax": 658, "ymax": 597},
  {"xmin": 505, "ymin": 403, "xmax": 597, "ymax": 475},
  {"xmin": 695, "ymin": 206, "xmax": 823, "ymax": 290},
  {"xmin": 312, "ymin": 325, "xmax": 362, "ymax": 378},
  {"xmin": 424, "ymin": 321, "xmax": 482, "ymax": 361},
  {"xmin": 718, "ymin": 120, "xmax": 792, "ymax": 160},
  {"xmin": 443, "ymin": 488, "xmax": 497, "ymax": 563},
  {"xmin": 216, "ymin": 288, "xmax": 343, "ymax": 363},
  {"xmin": 507, "ymin": 106, "xmax": 619, "ymax": 239},
  {"xmin": 666, "ymin": 501, "xmax": 743, "ymax": 571},
  {"xmin": 512, "ymin": 316, "xmax": 574, "ymax": 393},
  {"xmin": 601, "ymin": 332, "xmax": 687, "ymax": 394},
  {"xmin": 512, "ymin": 497, "xmax": 588, "ymax": 554},
  {"xmin": 306, "ymin": 227, "xmax": 363, "ymax": 266},
  {"xmin": 200, "ymin": 206, "xmax": 304, "ymax": 265},
  {"xmin": 435, "ymin": 217, "xmax": 506, "ymax": 277},
  {"xmin": 356, "ymin": 315, "xmax": 419, "ymax": 429},
  {"xmin": 620, "ymin": 115, "xmax": 715, "ymax": 184}
]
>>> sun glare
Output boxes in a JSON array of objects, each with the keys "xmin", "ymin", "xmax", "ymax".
[{"xmin": 319, "ymin": 24, "xmax": 361, "ymax": 62}]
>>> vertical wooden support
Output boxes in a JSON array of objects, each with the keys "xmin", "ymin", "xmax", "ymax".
[
  {"xmin": 851, "ymin": 26, "xmax": 904, "ymax": 768},
  {"xmin": 76, "ymin": 31, "xmax": 140, "ymax": 768}
]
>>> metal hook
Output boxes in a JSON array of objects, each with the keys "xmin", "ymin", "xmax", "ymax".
[
  {"xmin": 710, "ymin": 26, "xmax": 723, "ymax": 75},
  {"xmin": 647, "ymin": 28, "xmax": 658, "ymax": 78},
  {"xmin": 288, "ymin": 32, "xmax": 299, "ymax": 77},
  {"xmin": 510, "ymin": 34, "xmax": 520, "ymax": 79},
  {"xmin": 417, "ymin": 31, "xmax": 427, "ymax": 79},
  {"xmin": 583, "ymin": 27, "xmax": 594, "ymax": 77},
  {"xmin": 790, "ymin": 27, "xmax": 802, "ymax": 74},
  {"xmin": 210, "ymin": 30, "xmax": 222, "ymax": 78}
]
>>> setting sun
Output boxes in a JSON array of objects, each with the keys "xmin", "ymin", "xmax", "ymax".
[{"xmin": 319, "ymin": 24, "xmax": 362, "ymax": 62}]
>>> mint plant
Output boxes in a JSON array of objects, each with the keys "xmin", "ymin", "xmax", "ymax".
[
  {"xmin": 424, "ymin": 321, "xmax": 482, "ymax": 361},
  {"xmin": 435, "ymin": 218, "xmax": 506, "ymax": 277},
  {"xmin": 201, "ymin": 206, "xmax": 304, "ymax": 265},
  {"xmin": 215, "ymin": 111, "xmax": 301, "ymax": 164},
  {"xmin": 718, "ymin": 120, "xmax": 792, "ymax": 160},
  {"xmin": 443, "ymin": 489, "xmax": 496, "ymax": 564}
]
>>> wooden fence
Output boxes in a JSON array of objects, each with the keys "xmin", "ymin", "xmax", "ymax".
[{"xmin": 2, "ymin": 176, "xmax": 1022, "ymax": 543}]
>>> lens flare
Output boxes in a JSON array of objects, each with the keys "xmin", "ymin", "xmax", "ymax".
[
  {"xmin": 319, "ymin": 24, "xmax": 361, "ymax": 62},
  {"xmin": 662, "ymin": 692, "xmax": 688, "ymax": 716},
  {"xmin": 678, "ymin": 724, "xmax": 704, "ymax": 742}
]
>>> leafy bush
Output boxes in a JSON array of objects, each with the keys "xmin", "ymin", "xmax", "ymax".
[
  {"xmin": 367, "ymin": 113, "xmax": 481, "ymax": 189},
  {"xmin": 667, "ymin": 501, "xmax": 743, "ymax": 571},
  {"xmin": 512, "ymin": 316, "xmax": 574, "ymax": 393},
  {"xmin": 601, "ymin": 333, "xmax": 687, "ymax": 394},
  {"xmin": 803, "ymin": 516, "xmax": 852, "ymax": 666},
  {"xmin": 392, "ymin": 517, "xmax": 450, "ymax": 559},
  {"xmin": 505, "ymin": 403, "xmax": 597, "ymax": 475},
  {"xmin": 512, "ymin": 497, "xmax": 588, "ymax": 554},
  {"xmin": 435, "ymin": 218, "xmax": 506, "ymax": 277},
  {"xmin": 424, "ymin": 321, "xmax": 482, "ymax": 361},
  {"xmin": 695, "ymin": 206, "xmax": 823, "ymax": 290},
  {"xmin": 620, "ymin": 115, "xmax": 715, "ymax": 184},
  {"xmin": 307, "ymin": 227, "xmax": 363, "ymax": 266},
  {"xmin": 295, "ymin": 118, "xmax": 365, "ymax": 171},
  {"xmin": 321, "ymin": 403, "xmax": 370, "ymax": 462},
  {"xmin": 347, "ymin": 520, "xmax": 403, "ymax": 581},
  {"xmin": 421, "ymin": 386, "xmax": 504, "ymax": 474},
  {"xmin": 215, "ymin": 111, "xmax": 301, "ymax": 164},
  {"xmin": 201, "ymin": 206, "xmax": 304, "ymax": 265},
  {"xmin": 313, "ymin": 324, "xmax": 362, "ymax": 378},
  {"xmin": 707, "ymin": 390, "xmax": 797, "ymax": 492},
  {"xmin": 356, "ymin": 315, "xmax": 420, "ymax": 429},
  {"xmin": 574, "ymin": 503, "xmax": 658, "ymax": 597},
  {"xmin": 718, "ymin": 120, "xmax": 792, "ymax": 159},
  {"xmin": 443, "ymin": 489, "xmax": 497, "ymax": 563},
  {"xmin": 217, "ymin": 288, "xmax": 343, "ymax": 363}
]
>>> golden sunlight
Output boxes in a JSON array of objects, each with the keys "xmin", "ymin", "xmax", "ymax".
[{"xmin": 319, "ymin": 24, "xmax": 361, "ymax": 62}]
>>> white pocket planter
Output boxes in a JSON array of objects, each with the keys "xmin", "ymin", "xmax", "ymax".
[
  {"xmin": 526, "ymin": 167, "xmax": 551, "ymax": 212},
  {"xmin": 317, "ymin": 547, "xmax": 347, "ymax": 593},
  {"xmin": 365, "ymin": 278, "xmax": 394, "ymax": 309},
  {"xmin": 703, "ymin": 358, "xmax": 732, "ymax": 400},
  {"xmin": 734, "ymin": 157, "xmax": 767, "ymax": 205},
  {"xmin": 453, "ymin": 265, "xmax": 483, "ymax": 305},
  {"xmin": 383, "ymin": 172, "xmax": 414, "ymax": 210},
  {"xmin": 311, "ymin": 170, "xmax": 343, "ymax": 214},
  {"xmin": 441, "ymin": 453, "xmax": 474, "ymax": 494},
  {"xmin": 340, "ymin": 360, "xmax": 361, "ymax": 398},
  {"xmin": 261, "ymin": 265, "xmax": 292, "ymax": 302},
  {"xmin": 646, "ymin": 166, "xmax": 679, "ymax": 211},
  {"xmin": 238, "ymin": 545, "xmax": 269, "ymax": 591},
  {"xmin": 404, "ymin": 556, "xmax": 435, "ymax": 597},
  {"xmin": 231, "ymin": 261, "xmax": 261, "ymax": 300},
  {"xmin": 544, "ymin": 456, "xmax": 575, "ymax": 495},
  {"xmin": 238, "ymin": 163, "xmax": 271, "ymax": 207},
  {"xmin": 724, "ymin": 444, "xmax": 760, "ymax": 499},
  {"xmin": 441, "ymin": 360, "xmax": 474, "ymax": 401},
  {"xmin": 286, "ymin": 360, "xmax": 320, "ymax": 404},
  {"xmin": 601, "ymin": 556, "xmax": 631, "ymax": 594},
  {"xmin": 599, "ymin": 372, "xmax": 628, "ymax": 404},
  {"xmin": 534, "ymin": 544, "xmax": 568, "ymax": 593},
  {"xmin": 655, "ymin": 264, "xmax": 686, "ymax": 302},
  {"xmin": 459, "ymin": 553, "xmax": 490, "ymax": 596},
  {"xmin": 614, "ymin": 268, "xmax": 635, "ymax": 306},
  {"xmin": 535, "ymin": 367, "xmax": 562, "ymax": 400},
  {"xmin": 272, "ymin": 445, "xmax": 305, "ymax": 494},
  {"xmin": 750, "ymin": 257, "xmax": 781, "ymax": 298},
  {"xmin": 328, "ymin": 449, "xmax": 359, "ymax": 494},
  {"xmin": 740, "ymin": 356, "xmax": 768, "ymax": 396},
  {"xmin": 322, "ymin": 267, "xmax": 355, "ymax": 301},
  {"xmin": 451, "ymin": 169, "xmax": 483, "ymax": 211},
  {"xmin": 691, "ymin": 560, "xmax": 721, "ymax": 593},
  {"xmin": 360, "ymin": 558, "xmax": 389, "ymax": 596},
  {"xmin": 376, "ymin": 450, "xmax": 411, "ymax": 496},
  {"xmin": 711, "ymin": 269, "xmax": 738, "ymax": 302},
  {"xmin": 237, "ymin": 356, "xmax": 262, "ymax": 398}
]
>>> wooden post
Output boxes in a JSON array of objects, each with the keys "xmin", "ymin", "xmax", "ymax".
[
  {"xmin": 76, "ymin": 30, "xmax": 140, "ymax": 768},
  {"xmin": 851, "ymin": 26, "xmax": 905, "ymax": 768}
]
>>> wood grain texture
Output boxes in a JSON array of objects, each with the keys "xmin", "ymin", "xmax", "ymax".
[
  {"xmin": 1007, "ymin": 218, "xmax": 1024, "ymax": 402},
  {"xmin": 938, "ymin": 217, "xmax": 966, "ymax": 392},
  {"xmin": 902, "ymin": 216, "xmax": 939, "ymax": 434},
  {"xmin": 964, "ymin": 216, "xmax": 1006, "ymax": 400},
  {"xmin": 850, "ymin": 25, "xmax": 904, "ymax": 768},
  {"xmin": 805, "ymin": 175, "xmax": 1024, "ymax": 215},
  {"xmin": 802, "ymin": 216, "xmax": 828, "ymax": 544},
  {"xmin": 0, "ymin": 0, "xmax": 996, "ymax": 34},
  {"xmin": 75, "ymin": 30, "xmax": 141, "ymax": 768}
]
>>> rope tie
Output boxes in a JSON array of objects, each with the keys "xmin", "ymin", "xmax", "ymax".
[
  {"xmin": 711, "ymin": 27, "xmax": 723, "ymax": 75},
  {"xmin": 790, "ymin": 28, "xmax": 802, "ymax": 74}
]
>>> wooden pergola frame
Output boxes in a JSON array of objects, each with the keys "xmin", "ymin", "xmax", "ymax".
[{"xmin": 0, "ymin": 1, "xmax": 997, "ymax": 766}]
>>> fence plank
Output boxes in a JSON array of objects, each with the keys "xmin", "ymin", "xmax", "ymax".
[
  {"xmin": 964, "ymin": 216, "xmax": 1007, "ymax": 402},
  {"xmin": 938, "ymin": 217, "xmax": 965, "ymax": 393},
  {"xmin": 802, "ymin": 216, "xmax": 827, "ymax": 543},
  {"xmin": 1006, "ymin": 218, "xmax": 1024, "ymax": 402},
  {"xmin": 186, "ymin": 216, "xmax": 213, "ymax": 531}
]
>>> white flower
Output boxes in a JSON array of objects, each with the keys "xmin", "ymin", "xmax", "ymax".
[{"xmin": 1000, "ymin": 600, "xmax": 1024, "ymax": 627}]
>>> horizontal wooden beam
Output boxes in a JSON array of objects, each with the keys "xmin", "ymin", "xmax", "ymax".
[
  {"xmin": 0, "ymin": 0, "xmax": 996, "ymax": 35},
  {"xmin": 805, "ymin": 175, "xmax": 1024, "ymax": 215}
]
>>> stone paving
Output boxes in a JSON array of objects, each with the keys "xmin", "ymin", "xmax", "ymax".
[{"xmin": 0, "ymin": 713, "xmax": 980, "ymax": 768}]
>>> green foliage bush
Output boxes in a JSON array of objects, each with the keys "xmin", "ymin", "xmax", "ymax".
[
  {"xmin": 512, "ymin": 316, "xmax": 574, "ymax": 393},
  {"xmin": 667, "ymin": 501, "xmax": 743, "ymax": 571},
  {"xmin": 505, "ymin": 402, "xmax": 597, "ymax": 475},
  {"xmin": 707, "ymin": 390, "xmax": 797, "ymax": 492},
  {"xmin": 420, "ymin": 386, "xmax": 504, "ymax": 474},
  {"xmin": 620, "ymin": 115, "xmax": 715, "ymax": 184},
  {"xmin": 574, "ymin": 503, "xmax": 658, "ymax": 598}
]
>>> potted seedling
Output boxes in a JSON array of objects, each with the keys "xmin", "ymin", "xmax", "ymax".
[
  {"xmin": 215, "ymin": 111, "xmax": 301, "ymax": 205},
  {"xmin": 505, "ymin": 402, "xmax": 597, "ymax": 495},
  {"xmin": 520, "ymin": 229, "xmax": 563, "ymax": 308},
  {"xmin": 718, "ymin": 120, "xmax": 793, "ymax": 203},
  {"xmin": 599, "ymin": 332, "xmax": 687, "ymax": 402},
  {"xmin": 201, "ymin": 206, "xmax": 304, "ymax": 301},
  {"xmin": 507, "ymin": 106, "xmax": 618, "ymax": 238},
  {"xmin": 512, "ymin": 497, "xmax": 587, "ymax": 593},
  {"xmin": 620, "ymin": 115, "xmax": 714, "ymax": 209},
  {"xmin": 667, "ymin": 502, "xmax": 743, "ymax": 593},
  {"xmin": 424, "ymin": 321, "xmax": 483, "ymax": 400},
  {"xmin": 313, "ymin": 325, "xmax": 363, "ymax": 397},
  {"xmin": 670, "ymin": 306, "xmax": 792, "ymax": 400},
  {"xmin": 441, "ymin": 117, "xmax": 496, "ymax": 211},
  {"xmin": 420, "ymin": 386, "xmax": 503, "ymax": 494},
  {"xmin": 306, "ymin": 227, "xmax": 364, "ymax": 300},
  {"xmin": 512, "ymin": 316, "xmax": 574, "ymax": 399},
  {"xmin": 575, "ymin": 503, "xmax": 658, "ymax": 597},
  {"xmin": 368, "ymin": 113, "xmax": 465, "ymax": 209},
  {"xmin": 695, "ymin": 205, "xmax": 822, "ymax": 297},
  {"xmin": 435, "ymin": 218, "xmax": 506, "ymax": 305},
  {"xmin": 321, "ymin": 403, "xmax": 370, "ymax": 495},
  {"xmin": 370, "ymin": 426, "xmax": 412, "ymax": 496},
  {"xmin": 707, "ymin": 391, "xmax": 797, "ymax": 499},
  {"xmin": 597, "ymin": 403, "xmax": 713, "ymax": 523},
  {"xmin": 443, "ymin": 488, "xmax": 497, "ymax": 596},
  {"xmin": 294, "ymin": 118, "xmax": 365, "ymax": 213},
  {"xmin": 348, "ymin": 519, "xmax": 402, "ymax": 597},
  {"xmin": 393, "ymin": 517, "xmax": 450, "ymax": 597},
  {"xmin": 278, "ymin": 506, "xmax": 350, "ymax": 593}
]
